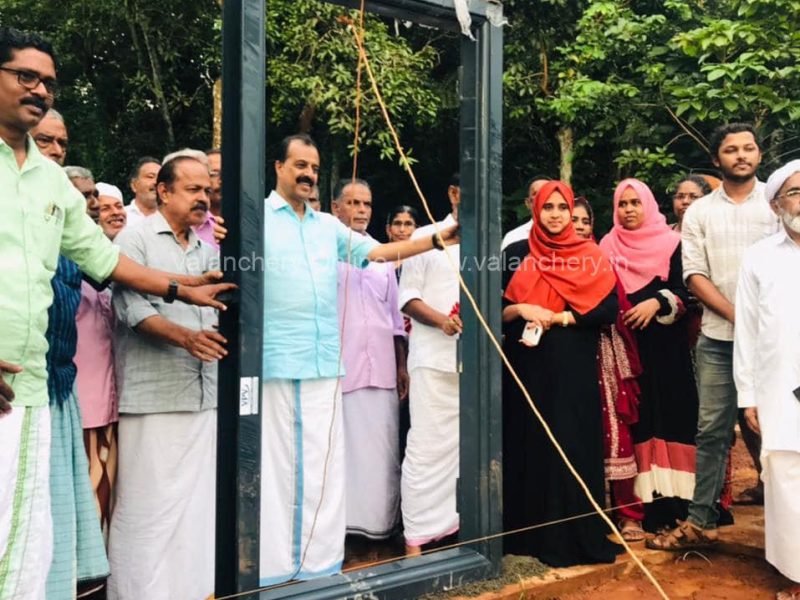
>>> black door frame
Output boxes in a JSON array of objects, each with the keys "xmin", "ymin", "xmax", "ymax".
[{"xmin": 216, "ymin": 2, "xmax": 503, "ymax": 598}]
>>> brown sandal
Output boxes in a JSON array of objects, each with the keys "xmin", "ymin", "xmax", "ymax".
[{"xmin": 645, "ymin": 520, "xmax": 718, "ymax": 551}]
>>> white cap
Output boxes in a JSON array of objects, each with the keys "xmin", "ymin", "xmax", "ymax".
[
  {"xmin": 765, "ymin": 159, "xmax": 800, "ymax": 202},
  {"xmin": 96, "ymin": 182, "xmax": 123, "ymax": 201}
]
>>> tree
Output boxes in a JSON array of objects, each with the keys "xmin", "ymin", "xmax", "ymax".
[
  {"xmin": 501, "ymin": 0, "xmax": 800, "ymax": 233},
  {"xmin": 265, "ymin": 0, "xmax": 442, "ymax": 197}
]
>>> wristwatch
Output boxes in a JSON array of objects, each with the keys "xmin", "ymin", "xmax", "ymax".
[{"xmin": 164, "ymin": 279, "xmax": 179, "ymax": 304}]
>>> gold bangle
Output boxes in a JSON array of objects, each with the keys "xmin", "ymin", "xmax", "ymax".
[{"xmin": 562, "ymin": 311, "xmax": 569, "ymax": 327}]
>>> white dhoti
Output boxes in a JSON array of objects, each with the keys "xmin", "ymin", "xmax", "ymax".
[
  {"xmin": 343, "ymin": 387, "xmax": 400, "ymax": 539},
  {"xmin": 107, "ymin": 410, "xmax": 216, "ymax": 600},
  {"xmin": 763, "ymin": 450, "xmax": 800, "ymax": 582},
  {"xmin": 0, "ymin": 406, "xmax": 52, "ymax": 600},
  {"xmin": 260, "ymin": 378, "xmax": 344, "ymax": 585},
  {"xmin": 401, "ymin": 368, "xmax": 459, "ymax": 547}
]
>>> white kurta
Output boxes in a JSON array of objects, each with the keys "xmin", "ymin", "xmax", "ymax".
[{"xmin": 734, "ymin": 229, "xmax": 800, "ymax": 581}]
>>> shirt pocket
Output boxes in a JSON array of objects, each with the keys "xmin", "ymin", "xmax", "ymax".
[
  {"xmin": 26, "ymin": 206, "xmax": 63, "ymax": 272},
  {"xmin": 364, "ymin": 270, "xmax": 390, "ymax": 303}
]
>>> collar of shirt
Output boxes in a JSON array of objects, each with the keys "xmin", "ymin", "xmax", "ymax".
[
  {"xmin": 0, "ymin": 134, "xmax": 46, "ymax": 173},
  {"xmin": 716, "ymin": 180, "xmax": 764, "ymax": 205},
  {"xmin": 773, "ymin": 226, "xmax": 800, "ymax": 250},
  {"xmin": 149, "ymin": 209, "xmax": 202, "ymax": 249},
  {"xmin": 267, "ymin": 189, "xmax": 320, "ymax": 222},
  {"xmin": 127, "ymin": 201, "xmax": 144, "ymax": 215}
]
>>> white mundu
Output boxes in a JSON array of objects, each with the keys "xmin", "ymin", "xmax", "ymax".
[{"xmin": 734, "ymin": 228, "xmax": 800, "ymax": 582}]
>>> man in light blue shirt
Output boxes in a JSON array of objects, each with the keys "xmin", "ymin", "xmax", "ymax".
[{"xmin": 259, "ymin": 134, "xmax": 459, "ymax": 584}]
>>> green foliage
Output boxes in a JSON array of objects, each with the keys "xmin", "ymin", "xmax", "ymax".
[
  {"xmin": 4, "ymin": 0, "xmax": 800, "ymax": 237},
  {"xmin": 266, "ymin": 0, "xmax": 440, "ymax": 164},
  {"xmin": 0, "ymin": 0, "xmax": 220, "ymax": 186},
  {"xmin": 502, "ymin": 0, "xmax": 800, "ymax": 234}
]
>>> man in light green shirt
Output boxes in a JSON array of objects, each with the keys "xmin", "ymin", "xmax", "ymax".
[{"xmin": 0, "ymin": 27, "xmax": 234, "ymax": 599}]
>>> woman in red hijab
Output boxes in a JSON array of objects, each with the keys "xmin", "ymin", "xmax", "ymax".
[
  {"xmin": 501, "ymin": 181, "xmax": 620, "ymax": 567},
  {"xmin": 599, "ymin": 178, "xmax": 699, "ymax": 535}
]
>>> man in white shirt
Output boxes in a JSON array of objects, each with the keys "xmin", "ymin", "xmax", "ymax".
[
  {"xmin": 649, "ymin": 123, "xmax": 779, "ymax": 550},
  {"xmin": 398, "ymin": 173, "xmax": 462, "ymax": 556},
  {"xmin": 125, "ymin": 156, "xmax": 160, "ymax": 227},
  {"xmin": 500, "ymin": 176, "xmax": 549, "ymax": 251},
  {"xmin": 734, "ymin": 160, "xmax": 800, "ymax": 600}
]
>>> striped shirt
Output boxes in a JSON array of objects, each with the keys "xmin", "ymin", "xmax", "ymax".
[
  {"xmin": 45, "ymin": 256, "xmax": 83, "ymax": 405},
  {"xmin": 681, "ymin": 181, "xmax": 779, "ymax": 341}
]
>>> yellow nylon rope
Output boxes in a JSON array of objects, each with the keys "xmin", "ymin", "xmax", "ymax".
[{"xmin": 346, "ymin": 18, "xmax": 671, "ymax": 600}]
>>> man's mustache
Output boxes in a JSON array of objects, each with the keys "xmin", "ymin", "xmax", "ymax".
[
  {"xmin": 21, "ymin": 97, "xmax": 48, "ymax": 112},
  {"xmin": 192, "ymin": 202, "xmax": 208, "ymax": 212},
  {"xmin": 296, "ymin": 176, "xmax": 314, "ymax": 186}
]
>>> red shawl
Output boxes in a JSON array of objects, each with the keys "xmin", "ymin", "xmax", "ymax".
[{"xmin": 504, "ymin": 181, "xmax": 616, "ymax": 314}]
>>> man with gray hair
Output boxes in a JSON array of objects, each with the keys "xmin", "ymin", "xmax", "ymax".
[
  {"xmin": 331, "ymin": 178, "xmax": 408, "ymax": 544},
  {"xmin": 65, "ymin": 165, "xmax": 99, "ymax": 220},
  {"xmin": 734, "ymin": 159, "xmax": 800, "ymax": 600},
  {"xmin": 163, "ymin": 147, "xmax": 221, "ymax": 248},
  {"xmin": 31, "ymin": 108, "xmax": 67, "ymax": 165},
  {"xmin": 108, "ymin": 155, "xmax": 224, "ymax": 600}
]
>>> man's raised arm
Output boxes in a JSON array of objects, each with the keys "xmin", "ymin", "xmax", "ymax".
[
  {"xmin": 110, "ymin": 254, "xmax": 235, "ymax": 311},
  {"xmin": 368, "ymin": 224, "xmax": 459, "ymax": 262}
]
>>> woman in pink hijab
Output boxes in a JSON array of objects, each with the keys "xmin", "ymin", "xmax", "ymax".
[{"xmin": 599, "ymin": 178, "xmax": 699, "ymax": 534}]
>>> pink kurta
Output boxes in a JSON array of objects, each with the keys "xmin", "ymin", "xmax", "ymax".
[
  {"xmin": 75, "ymin": 281, "xmax": 118, "ymax": 428},
  {"xmin": 193, "ymin": 212, "xmax": 219, "ymax": 249},
  {"xmin": 337, "ymin": 260, "xmax": 406, "ymax": 393}
]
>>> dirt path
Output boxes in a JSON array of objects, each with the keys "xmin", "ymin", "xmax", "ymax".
[{"xmin": 557, "ymin": 551, "xmax": 786, "ymax": 599}]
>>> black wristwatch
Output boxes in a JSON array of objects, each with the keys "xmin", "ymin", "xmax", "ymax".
[{"xmin": 164, "ymin": 279, "xmax": 179, "ymax": 304}]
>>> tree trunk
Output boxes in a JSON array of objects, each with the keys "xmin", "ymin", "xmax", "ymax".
[
  {"xmin": 128, "ymin": 0, "xmax": 175, "ymax": 147},
  {"xmin": 213, "ymin": 77, "xmax": 222, "ymax": 149},
  {"xmin": 558, "ymin": 126, "xmax": 574, "ymax": 185},
  {"xmin": 298, "ymin": 102, "xmax": 316, "ymax": 134}
]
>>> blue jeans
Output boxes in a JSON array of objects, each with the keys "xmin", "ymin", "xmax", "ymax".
[{"xmin": 687, "ymin": 334, "xmax": 738, "ymax": 529}]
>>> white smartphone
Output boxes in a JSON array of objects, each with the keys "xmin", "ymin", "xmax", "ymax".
[{"xmin": 520, "ymin": 324, "xmax": 543, "ymax": 347}]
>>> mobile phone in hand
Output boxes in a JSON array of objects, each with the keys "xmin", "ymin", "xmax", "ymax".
[{"xmin": 520, "ymin": 324, "xmax": 543, "ymax": 347}]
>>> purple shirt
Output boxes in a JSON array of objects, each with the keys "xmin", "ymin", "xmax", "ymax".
[
  {"xmin": 193, "ymin": 211, "xmax": 219, "ymax": 249},
  {"xmin": 75, "ymin": 281, "xmax": 118, "ymax": 427},
  {"xmin": 337, "ymin": 259, "xmax": 406, "ymax": 394}
]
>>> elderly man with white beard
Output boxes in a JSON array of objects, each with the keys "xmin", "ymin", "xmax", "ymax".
[{"xmin": 734, "ymin": 159, "xmax": 800, "ymax": 600}]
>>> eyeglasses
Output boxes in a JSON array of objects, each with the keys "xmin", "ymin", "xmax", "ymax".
[
  {"xmin": 774, "ymin": 188, "xmax": 800, "ymax": 202},
  {"xmin": 390, "ymin": 220, "xmax": 416, "ymax": 228},
  {"xmin": 33, "ymin": 134, "xmax": 68, "ymax": 151},
  {"xmin": 0, "ymin": 66, "xmax": 58, "ymax": 96},
  {"xmin": 672, "ymin": 192, "xmax": 703, "ymax": 201},
  {"xmin": 81, "ymin": 189, "xmax": 99, "ymax": 200}
]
